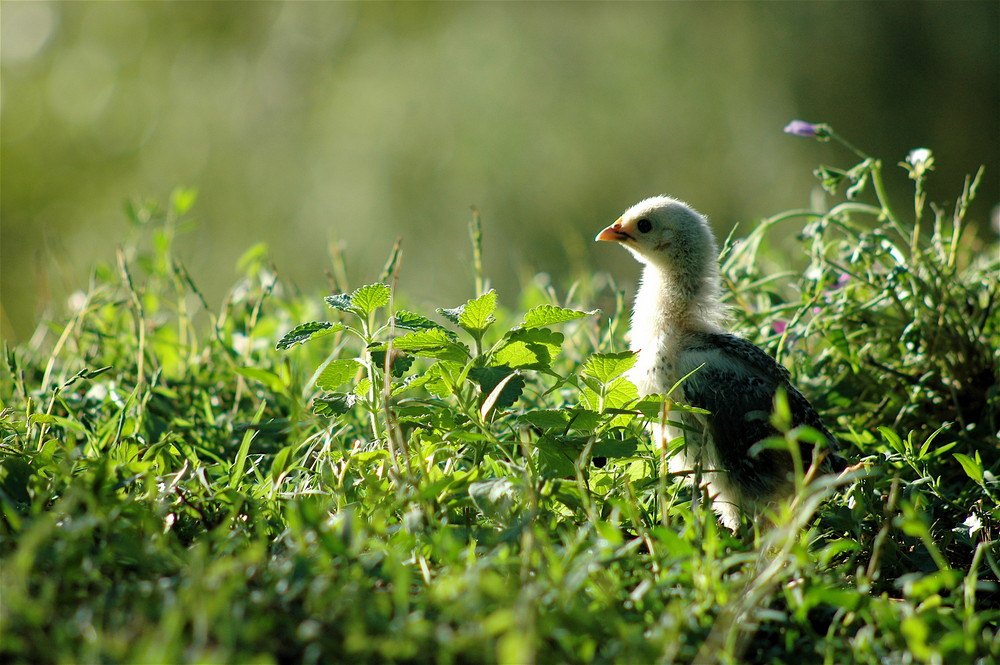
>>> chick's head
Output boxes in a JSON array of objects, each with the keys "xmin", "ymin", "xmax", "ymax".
[{"xmin": 596, "ymin": 196, "xmax": 717, "ymax": 277}]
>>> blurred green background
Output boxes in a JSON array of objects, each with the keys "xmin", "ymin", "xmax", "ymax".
[{"xmin": 2, "ymin": 1, "xmax": 997, "ymax": 343}]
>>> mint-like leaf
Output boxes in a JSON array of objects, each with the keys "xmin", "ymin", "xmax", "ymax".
[
  {"xmin": 313, "ymin": 393, "xmax": 357, "ymax": 417},
  {"xmin": 315, "ymin": 359, "xmax": 362, "ymax": 391},
  {"xmin": 352, "ymin": 283, "xmax": 391, "ymax": 316},
  {"xmin": 392, "ymin": 329, "xmax": 470, "ymax": 362},
  {"xmin": 392, "ymin": 310, "xmax": 455, "ymax": 337},
  {"xmin": 276, "ymin": 321, "xmax": 343, "ymax": 350},
  {"xmin": 459, "ymin": 290, "xmax": 497, "ymax": 334},
  {"xmin": 520, "ymin": 304, "xmax": 596, "ymax": 329},
  {"xmin": 325, "ymin": 294, "xmax": 355, "ymax": 312},
  {"xmin": 494, "ymin": 328, "xmax": 564, "ymax": 370},
  {"xmin": 582, "ymin": 351, "xmax": 637, "ymax": 384},
  {"xmin": 438, "ymin": 291, "xmax": 497, "ymax": 337},
  {"xmin": 469, "ymin": 365, "xmax": 525, "ymax": 411}
]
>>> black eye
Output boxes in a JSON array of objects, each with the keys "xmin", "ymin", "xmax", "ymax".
[{"xmin": 637, "ymin": 218, "xmax": 653, "ymax": 233}]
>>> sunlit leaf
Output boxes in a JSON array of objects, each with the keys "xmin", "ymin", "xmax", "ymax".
[
  {"xmin": 351, "ymin": 283, "xmax": 391, "ymax": 316},
  {"xmin": 324, "ymin": 294, "xmax": 355, "ymax": 312},
  {"xmin": 438, "ymin": 290, "xmax": 498, "ymax": 338},
  {"xmin": 582, "ymin": 351, "xmax": 636, "ymax": 384},
  {"xmin": 315, "ymin": 359, "xmax": 362, "ymax": 391},
  {"xmin": 392, "ymin": 329, "xmax": 470, "ymax": 362},
  {"xmin": 276, "ymin": 321, "xmax": 343, "ymax": 350},
  {"xmin": 393, "ymin": 310, "xmax": 455, "ymax": 337},
  {"xmin": 494, "ymin": 328, "xmax": 563, "ymax": 369},
  {"xmin": 519, "ymin": 304, "xmax": 596, "ymax": 329}
]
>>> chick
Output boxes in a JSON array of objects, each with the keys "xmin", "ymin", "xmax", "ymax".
[{"xmin": 596, "ymin": 195, "xmax": 844, "ymax": 530}]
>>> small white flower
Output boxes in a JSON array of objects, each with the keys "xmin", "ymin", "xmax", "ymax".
[
  {"xmin": 962, "ymin": 513, "xmax": 983, "ymax": 537},
  {"xmin": 906, "ymin": 148, "xmax": 932, "ymax": 167}
]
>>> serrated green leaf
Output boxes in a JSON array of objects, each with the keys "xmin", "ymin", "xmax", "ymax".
[
  {"xmin": 459, "ymin": 290, "xmax": 497, "ymax": 334},
  {"xmin": 582, "ymin": 351, "xmax": 637, "ymax": 384},
  {"xmin": 325, "ymin": 294, "xmax": 355, "ymax": 312},
  {"xmin": 437, "ymin": 306, "xmax": 463, "ymax": 326},
  {"xmin": 315, "ymin": 359, "xmax": 362, "ymax": 391},
  {"xmin": 518, "ymin": 410, "xmax": 572, "ymax": 429},
  {"xmin": 369, "ymin": 345, "xmax": 415, "ymax": 377},
  {"xmin": 393, "ymin": 310, "xmax": 455, "ymax": 337},
  {"xmin": 408, "ymin": 360, "xmax": 464, "ymax": 398},
  {"xmin": 519, "ymin": 409, "xmax": 603, "ymax": 433},
  {"xmin": 603, "ymin": 377, "xmax": 639, "ymax": 410},
  {"xmin": 520, "ymin": 304, "xmax": 597, "ymax": 329},
  {"xmin": 352, "ymin": 283, "xmax": 391, "ymax": 316},
  {"xmin": 494, "ymin": 328, "xmax": 563, "ymax": 369},
  {"xmin": 313, "ymin": 393, "xmax": 357, "ymax": 417},
  {"xmin": 276, "ymin": 321, "xmax": 343, "ymax": 350},
  {"xmin": 469, "ymin": 365, "xmax": 524, "ymax": 411},
  {"xmin": 535, "ymin": 435, "xmax": 578, "ymax": 478},
  {"xmin": 393, "ymin": 329, "xmax": 470, "ymax": 362}
]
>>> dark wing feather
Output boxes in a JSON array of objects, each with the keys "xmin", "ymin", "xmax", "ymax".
[{"xmin": 677, "ymin": 333, "xmax": 843, "ymax": 497}]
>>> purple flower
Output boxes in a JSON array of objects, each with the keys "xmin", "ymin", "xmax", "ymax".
[
  {"xmin": 772, "ymin": 320, "xmax": 788, "ymax": 335},
  {"xmin": 784, "ymin": 120, "xmax": 822, "ymax": 137}
]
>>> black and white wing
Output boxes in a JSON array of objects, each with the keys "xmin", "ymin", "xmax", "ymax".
[{"xmin": 676, "ymin": 332, "xmax": 843, "ymax": 499}]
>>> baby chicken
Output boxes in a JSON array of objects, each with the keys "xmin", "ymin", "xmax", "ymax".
[{"xmin": 596, "ymin": 195, "xmax": 844, "ymax": 530}]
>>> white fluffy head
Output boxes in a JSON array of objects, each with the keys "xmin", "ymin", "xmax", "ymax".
[
  {"xmin": 599, "ymin": 195, "xmax": 717, "ymax": 274},
  {"xmin": 596, "ymin": 195, "xmax": 724, "ymax": 327}
]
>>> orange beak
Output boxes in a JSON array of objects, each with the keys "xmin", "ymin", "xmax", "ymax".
[{"xmin": 595, "ymin": 217, "xmax": 633, "ymax": 243}]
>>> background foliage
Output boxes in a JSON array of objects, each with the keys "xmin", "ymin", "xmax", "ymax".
[{"xmin": 2, "ymin": 1, "xmax": 998, "ymax": 342}]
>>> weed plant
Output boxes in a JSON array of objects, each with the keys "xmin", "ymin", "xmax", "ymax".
[{"xmin": 1, "ymin": 126, "xmax": 997, "ymax": 664}]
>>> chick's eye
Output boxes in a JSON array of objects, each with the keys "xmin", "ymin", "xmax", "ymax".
[{"xmin": 637, "ymin": 218, "xmax": 653, "ymax": 233}]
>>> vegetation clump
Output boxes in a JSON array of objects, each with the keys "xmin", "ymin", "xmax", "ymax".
[{"xmin": 1, "ymin": 128, "xmax": 997, "ymax": 664}]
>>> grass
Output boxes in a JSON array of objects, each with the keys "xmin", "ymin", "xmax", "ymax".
[{"xmin": 1, "ymin": 130, "xmax": 998, "ymax": 664}]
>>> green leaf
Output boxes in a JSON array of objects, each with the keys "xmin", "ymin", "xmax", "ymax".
[
  {"xmin": 878, "ymin": 426, "xmax": 905, "ymax": 454},
  {"xmin": 393, "ymin": 329, "xmax": 470, "ymax": 362},
  {"xmin": 582, "ymin": 351, "xmax": 637, "ymax": 384},
  {"xmin": 325, "ymin": 294, "xmax": 355, "ymax": 312},
  {"xmin": 270, "ymin": 446, "xmax": 295, "ymax": 482},
  {"xmin": 594, "ymin": 436, "xmax": 641, "ymax": 458},
  {"xmin": 27, "ymin": 414, "xmax": 87, "ymax": 433},
  {"xmin": 438, "ymin": 290, "xmax": 497, "ymax": 337},
  {"xmin": 519, "ymin": 304, "xmax": 596, "ymax": 329},
  {"xmin": 352, "ymin": 283, "xmax": 391, "ymax": 316},
  {"xmin": 315, "ymin": 359, "xmax": 362, "ymax": 391},
  {"xmin": 235, "ymin": 367, "xmax": 285, "ymax": 392},
  {"xmin": 602, "ymin": 377, "xmax": 639, "ymax": 410},
  {"xmin": 535, "ymin": 436, "xmax": 578, "ymax": 478},
  {"xmin": 519, "ymin": 409, "xmax": 603, "ymax": 433},
  {"xmin": 437, "ymin": 306, "xmax": 463, "ymax": 327},
  {"xmin": 170, "ymin": 186, "xmax": 198, "ymax": 216},
  {"xmin": 518, "ymin": 410, "xmax": 572, "ymax": 430},
  {"xmin": 469, "ymin": 365, "xmax": 525, "ymax": 411},
  {"xmin": 393, "ymin": 310, "xmax": 456, "ymax": 337},
  {"xmin": 407, "ymin": 360, "xmax": 465, "ymax": 398},
  {"xmin": 276, "ymin": 321, "xmax": 343, "ymax": 350},
  {"xmin": 469, "ymin": 478, "xmax": 517, "ymax": 521},
  {"xmin": 369, "ymin": 345, "xmax": 415, "ymax": 377},
  {"xmin": 494, "ymin": 328, "xmax": 564, "ymax": 370},
  {"xmin": 313, "ymin": 393, "xmax": 358, "ymax": 417},
  {"xmin": 953, "ymin": 453, "xmax": 984, "ymax": 485}
]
